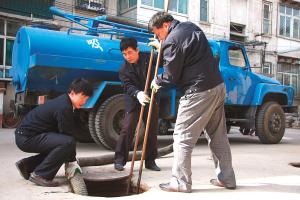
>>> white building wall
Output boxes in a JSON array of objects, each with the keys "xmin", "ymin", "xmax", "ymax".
[{"xmin": 230, "ymin": 0, "xmax": 248, "ymax": 25}]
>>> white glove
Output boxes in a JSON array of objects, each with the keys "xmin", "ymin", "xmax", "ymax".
[
  {"xmin": 148, "ymin": 38, "xmax": 161, "ymax": 51},
  {"xmin": 151, "ymin": 78, "xmax": 161, "ymax": 93},
  {"xmin": 65, "ymin": 161, "xmax": 82, "ymax": 179},
  {"xmin": 137, "ymin": 91, "xmax": 150, "ymax": 106}
]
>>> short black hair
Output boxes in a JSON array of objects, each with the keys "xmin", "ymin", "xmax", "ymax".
[
  {"xmin": 148, "ymin": 12, "xmax": 174, "ymax": 31},
  {"xmin": 68, "ymin": 78, "xmax": 93, "ymax": 97},
  {"xmin": 120, "ymin": 38, "xmax": 137, "ymax": 52}
]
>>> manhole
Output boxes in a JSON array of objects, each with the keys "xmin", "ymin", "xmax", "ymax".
[
  {"xmin": 289, "ymin": 162, "xmax": 300, "ymax": 168},
  {"xmin": 81, "ymin": 166, "xmax": 149, "ymax": 197}
]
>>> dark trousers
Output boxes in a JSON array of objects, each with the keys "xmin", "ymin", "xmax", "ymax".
[
  {"xmin": 15, "ymin": 131, "xmax": 76, "ymax": 180},
  {"xmin": 114, "ymin": 102, "xmax": 159, "ymax": 165}
]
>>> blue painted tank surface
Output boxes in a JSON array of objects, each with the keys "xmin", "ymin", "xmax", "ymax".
[{"xmin": 11, "ymin": 26, "xmax": 150, "ymax": 93}]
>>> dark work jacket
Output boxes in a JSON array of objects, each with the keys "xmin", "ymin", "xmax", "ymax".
[
  {"xmin": 119, "ymin": 52, "xmax": 157, "ymax": 113},
  {"xmin": 156, "ymin": 19, "xmax": 223, "ymax": 93},
  {"xmin": 17, "ymin": 94, "xmax": 80, "ymax": 137}
]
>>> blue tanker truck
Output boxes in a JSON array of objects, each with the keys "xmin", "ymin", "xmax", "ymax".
[{"xmin": 10, "ymin": 7, "xmax": 297, "ymax": 150}]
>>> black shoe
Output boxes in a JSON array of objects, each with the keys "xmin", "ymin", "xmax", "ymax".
[
  {"xmin": 29, "ymin": 172, "xmax": 59, "ymax": 187},
  {"xmin": 145, "ymin": 161, "xmax": 161, "ymax": 171},
  {"xmin": 114, "ymin": 163, "xmax": 124, "ymax": 171},
  {"xmin": 15, "ymin": 159, "xmax": 30, "ymax": 180},
  {"xmin": 159, "ymin": 182, "xmax": 191, "ymax": 193},
  {"xmin": 210, "ymin": 179, "xmax": 236, "ymax": 190}
]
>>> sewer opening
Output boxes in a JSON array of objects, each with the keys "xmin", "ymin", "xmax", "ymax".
[
  {"xmin": 84, "ymin": 178, "xmax": 147, "ymax": 197},
  {"xmin": 289, "ymin": 162, "xmax": 300, "ymax": 168},
  {"xmin": 74, "ymin": 166, "xmax": 149, "ymax": 197}
]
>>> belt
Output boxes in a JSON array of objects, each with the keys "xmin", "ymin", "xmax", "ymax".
[
  {"xmin": 184, "ymin": 86, "xmax": 204, "ymax": 95},
  {"xmin": 15, "ymin": 128, "xmax": 24, "ymax": 135}
]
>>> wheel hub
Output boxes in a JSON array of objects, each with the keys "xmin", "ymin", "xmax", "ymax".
[
  {"xmin": 268, "ymin": 113, "xmax": 281, "ymax": 134},
  {"xmin": 113, "ymin": 110, "xmax": 125, "ymax": 133}
]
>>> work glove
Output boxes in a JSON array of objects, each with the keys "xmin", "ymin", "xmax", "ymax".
[
  {"xmin": 151, "ymin": 78, "xmax": 161, "ymax": 93},
  {"xmin": 148, "ymin": 38, "xmax": 161, "ymax": 51},
  {"xmin": 65, "ymin": 161, "xmax": 82, "ymax": 179},
  {"xmin": 137, "ymin": 91, "xmax": 150, "ymax": 106}
]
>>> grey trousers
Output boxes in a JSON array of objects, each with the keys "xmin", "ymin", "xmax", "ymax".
[{"xmin": 170, "ymin": 83, "xmax": 236, "ymax": 191}]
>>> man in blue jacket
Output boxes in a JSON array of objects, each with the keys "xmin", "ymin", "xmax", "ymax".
[
  {"xmin": 148, "ymin": 12, "xmax": 236, "ymax": 192},
  {"xmin": 15, "ymin": 78, "xmax": 93, "ymax": 187}
]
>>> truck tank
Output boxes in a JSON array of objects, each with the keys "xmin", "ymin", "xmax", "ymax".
[{"xmin": 11, "ymin": 26, "xmax": 150, "ymax": 95}]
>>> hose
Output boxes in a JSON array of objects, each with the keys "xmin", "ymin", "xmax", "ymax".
[{"xmin": 78, "ymin": 144, "xmax": 173, "ymax": 167}]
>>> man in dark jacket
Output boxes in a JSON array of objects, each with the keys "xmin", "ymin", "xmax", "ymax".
[
  {"xmin": 114, "ymin": 38, "xmax": 160, "ymax": 171},
  {"xmin": 148, "ymin": 12, "xmax": 236, "ymax": 192},
  {"xmin": 15, "ymin": 78, "xmax": 93, "ymax": 187}
]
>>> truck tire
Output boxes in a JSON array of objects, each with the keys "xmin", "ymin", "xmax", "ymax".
[
  {"xmin": 95, "ymin": 94, "xmax": 144, "ymax": 150},
  {"xmin": 256, "ymin": 101, "xmax": 285, "ymax": 144},
  {"xmin": 88, "ymin": 108, "xmax": 103, "ymax": 146}
]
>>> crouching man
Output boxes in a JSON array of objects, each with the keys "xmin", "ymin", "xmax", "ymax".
[{"xmin": 15, "ymin": 78, "xmax": 93, "ymax": 187}]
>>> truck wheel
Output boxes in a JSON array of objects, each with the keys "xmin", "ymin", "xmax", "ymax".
[
  {"xmin": 95, "ymin": 94, "xmax": 144, "ymax": 150},
  {"xmin": 256, "ymin": 101, "xmax": 285, "ymax": 144},
  {"xmin": 88, "ymin": 108, "xmax": 103, "ymax": 146}
]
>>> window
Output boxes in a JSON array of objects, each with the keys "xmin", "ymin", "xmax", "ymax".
[
  {"xmin": 7, "ymin": 21, "xmax": 21, "ymax": 37},
  {"xmin": 228, "ymin": 47, "xmax": 246, "ymax": 68},
  {"xmin": 277, "ymin": 62, "xmax": 300, "ymax": 98},
  {"xmin": 141, "ymin": 0, "xmax": 164, "ymax": 9},
  {"xmin": 169, "ymin": 0, "xmax": 188, "ymax": 14},
  {"xmin": 200, "ymin": 0, "xmax": 208, "ymax": 22},
  {"xmin": 263, "ymin": 62, "xmax": 272, "ymax": 74},
  {"xmin": 262, "ymin": 1, "xmax": 272, "ymax": 35},
  {"xmin": 0, "ymin": 19, "xmax": 22, "ymax": 79},
  {"xmin": 0, "ymin": 39, "xmax": 3, "ymax": 65},
  {"xmin": 6, "ymin": 39, "xmax": 14, "ymax": 66},
  {"xmin": 0, "ymin": 0, "xmax": 54, "ymax": 19},
  {"xmin": 75, "ymin": 0, "xmax": 106, "ymax": 14},
  {"xmin": 0, "ymin": 19, "xmax": 4, "ymax": 35},
  {"xmin": 279, "ymin": 4, "xmax": 300, "ymax": 39},
  {"xmin": 230, "ymin": 23, "xmax": 246, "ymax": 42},
  {"xmin": 120, "ymin": 0, "xmax": 137, "ymax": 11},
  {"xmin": 142, "ymin": 0, "xmax": 188, "ymax": 14}
]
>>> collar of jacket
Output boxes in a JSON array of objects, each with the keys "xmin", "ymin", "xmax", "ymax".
[
  {"xmin": 168, "ymin": 19, "xmax": 180, "ymax": 34},
  {"xmin": 127, "ymin": 52, "xmax": 147, "ymax": 68},
  {"xmin": 65, "ymin": 93, "xmax": 75, "ymax": 112}
]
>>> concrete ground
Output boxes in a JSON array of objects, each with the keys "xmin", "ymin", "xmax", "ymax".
[{"xmin": 0, "ymin": 127, "xmax": 299, "ymax": 200}]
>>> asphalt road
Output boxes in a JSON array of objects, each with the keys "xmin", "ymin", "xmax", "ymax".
[{"xmin": 0, "ymin": 127, "xmax": 299, "ymax": 200}]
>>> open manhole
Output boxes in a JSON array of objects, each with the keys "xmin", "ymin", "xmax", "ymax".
[
  {"xmin": 289, "ymin": 162, "xmax": 300, "ymax": 168},
  {"xmin": 80, "ymin": 166, "xmax": 149, "ymax": 197}
]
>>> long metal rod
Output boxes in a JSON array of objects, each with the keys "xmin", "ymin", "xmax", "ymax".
[
  {"xmin": 136, "ymin": 40, "xmax": 163, "ymax": 194},
  {"xmin": 126, "ymin": 40, "xmax": 156, "ymax": 195}
]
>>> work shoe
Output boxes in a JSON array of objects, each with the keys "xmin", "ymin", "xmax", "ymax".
[
  {"xmin": 210, "ymin": 179, "xmax": 236, "ymax": 190},
  {"xmin": 145, "ymin": 161, "xmax": 161, "ymax": 171},
  {"xmin": 15, "ymin": 159, "xmax": 30, "ymax": 180},
  {"xmin": 29, "ymin": 172, "xmax": 59, "ymax": 187},
  {"xmin": 159, "ymin": 182, "xmax": 191, "ymax": 193},
  {"xmin": 114, "ymin": 163, "xmax": 124, "ymax": 171}
]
